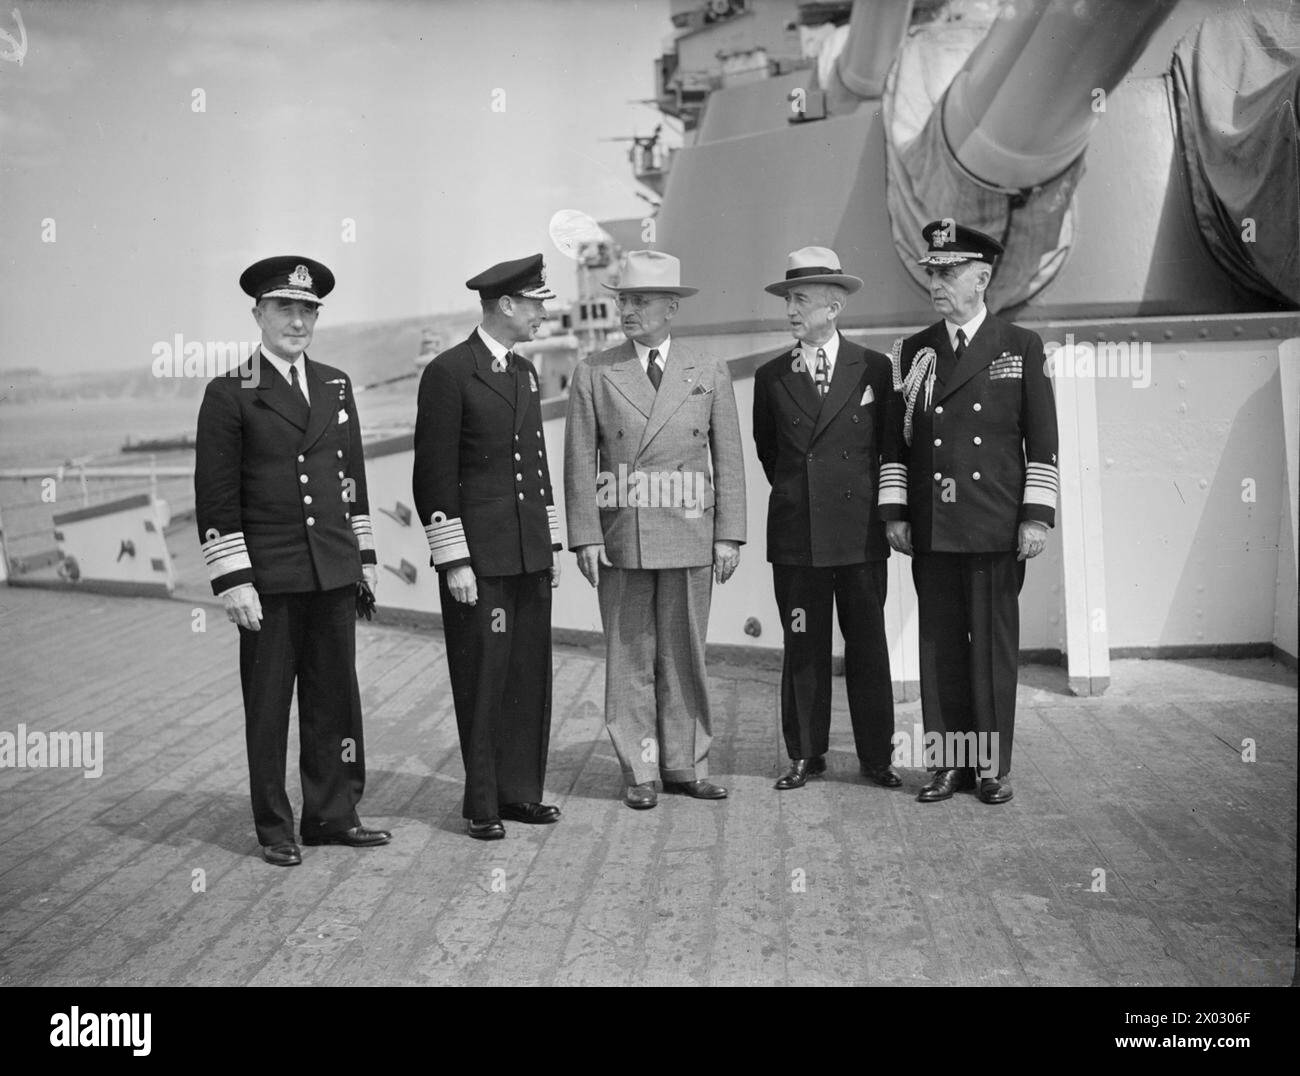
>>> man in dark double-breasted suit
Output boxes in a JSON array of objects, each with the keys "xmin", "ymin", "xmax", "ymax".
[
  {"xmin": 412, "ymin": 253, "xmax": 563, "ymax": 840},
  {"xmin": 753, "ymin": 247, "xmax": 900, "ymax": 792},
  {"xmin": 880, "ymin": 222, "xmax": 1059, "ymax": 805},
  {"xmin": 195, "ymin": 255, "xmax": 391, "ymax": 866}
]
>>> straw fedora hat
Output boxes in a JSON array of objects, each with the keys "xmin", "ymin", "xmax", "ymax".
[
  {"xmin": 764, "ymin": 246, "xmax": 863, "ymax": 295},
  {"xmin": 602, "ymin": 250, "xmax": 698, "ymax": 297}
]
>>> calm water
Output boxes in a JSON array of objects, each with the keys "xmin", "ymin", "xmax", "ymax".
[
  {"xmin": 0, "ymin": 385, "xmax": 420, "ymax": 469},
  {"xmin": 0, "ymin": 384, "xmax": 420, "ymax": 561}
]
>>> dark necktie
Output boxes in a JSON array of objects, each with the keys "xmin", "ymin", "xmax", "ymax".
[
  {"xmin": 939, "ymin": 327, "xmax": 965, "ymax": 383},
  {"xmin": 646, "ymin": 348, "xmax": 662, "ymax": 390},
  {"xmin": 813, "ymin": 347, "xmax": 829, "ymax": 398},
  {"xmin": 288, "ymin": 363, "xmax": 306, "ymax": 403},
  {"xmin": 503, "ymin": 351, "xmax": 516, "ymax": 373}
]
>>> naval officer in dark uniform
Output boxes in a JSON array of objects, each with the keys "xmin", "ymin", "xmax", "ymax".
[
  {"xmin": 412, "ymin": 254, "xmax": 563, "ymax": 840},
  {"xmin": 752, "ymin": 247, "xmax": 900, "ymax": 792},
  {"xmin": 879, "ymin": 223, "xmax": 1059, "ymax": 804},
  {"xmin": 195, "ymin": 256, "xmax": 391, "ymax": 865}
]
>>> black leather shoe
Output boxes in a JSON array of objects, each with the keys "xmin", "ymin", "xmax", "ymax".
[
  {"xmin": 775, "ymin": 756, "xmax": 826, "ymax": 790},
  {"xmin": 262, "ymin": 841, "xmax": 302, "ymax": 867},
  {"xmin": 917, "ymin": 768, "xmax": 976, "ymax": 802},
  {"xmin": 663, "ymin": 778, "xmax": 728, "ymax": 799},
  {"xmin": 301, "ymin": 825, "xmax": 392, "ymax": 847},
  {"xmin": 860, "ymin": 762, "xmax": 903, "ymax": 788},
  {"xmin": 624, "ymin": 782, "xmax": 658, "ymax": 809},
  {"xmin": 499, "ymin": 802, "xmax": 561, "ymax": 824},
  {"xmin": 467, "ymin": 819, "xmax": 505, "ymax": 840},
  {"xmin": 978, "ymin": 777, "xmax": 1013, "ymax": 804}
]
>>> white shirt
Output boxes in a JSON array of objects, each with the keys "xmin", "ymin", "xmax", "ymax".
[
  {"xmin": 633, "ymin": 336, "xmax": 671, "ymax": 375},
  {"xmin": 799, "ymin": 331, "xmax": 840, "ymax": 387},
  {"xmin": 945, "ymin": 305, "xmax": 987, "ymax": 353},
  {"xmin": 475, "ymin": 325, "xmax": 514, "ymax": 364},
  {"xmin": 259, "ymin": 346, "xmax": 311, "ymax": 404}
]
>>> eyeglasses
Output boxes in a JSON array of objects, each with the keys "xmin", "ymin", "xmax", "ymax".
[{"xmin": 614, "ymin": 294, "xmax": 672, "ymax": 309}]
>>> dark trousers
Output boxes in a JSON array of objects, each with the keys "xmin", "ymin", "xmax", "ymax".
[
  {"xmin": 912, "ymin": 551, "xmax": 1025, "ymax": 779},
  {"xmin": 439, "ymin": 570, "xmax": 553, "ymax": 819},
  {"xmin": 772, "ymin": 560, "xmax": 895, "ymax": 768},
  {"xmin": 238, "ymin": 586, "xmax": 365, "ymax": 846}
]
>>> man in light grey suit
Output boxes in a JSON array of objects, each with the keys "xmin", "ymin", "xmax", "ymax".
[{"xmin": 564, "ymin": 250, "xmax": 747, "ymax": 809}]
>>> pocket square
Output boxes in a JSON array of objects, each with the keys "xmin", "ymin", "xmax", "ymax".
[
  {"xmin": 690, "ymin": 385, "xmax": 711, "ymax": 396},
  {"xmin": 860, "ymin": 384, "xmax": 874, "ymax": 406},
  {"xmin": 337, "ymin": 409, "xmax": 349, "ymax": 424}
]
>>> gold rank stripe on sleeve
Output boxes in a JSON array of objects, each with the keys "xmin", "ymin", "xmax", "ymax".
[
  {"xmin": 1023, "ymin": 462, "xmax": 1060, "ymax": 509},
  {"xmin": 547, "ymin": 504, "xmax": 562, "ymax": 549},
  {"xmin": 201, "ymin": 531, "xmax": 252, "ymax": 582},
  {"xmin": 350, "ymin": 514, "xmax": 375, "ymax": 553},
  {"xmin": 879, "ymin": 462, "xmax": 909, "ymax": 507},
  {"xmin": 425, "ymin": 514, "xmax": 471, "ymax": 567}
]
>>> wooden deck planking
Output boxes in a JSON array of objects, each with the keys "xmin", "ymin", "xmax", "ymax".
[
  {"xmin": 700, "ymin": 680, "xmax": 789, "ymax": 987},
  {"xmin": 315, "ymin": 648, "xmax": 606, "ymax": 986},
  {"xmin": 1047, "ymin": 702, "xmax": 1291, "ymax": 905},
  {"xmin": 0, "ymin": 585, "xmax": 1295, "ymax": 986}
]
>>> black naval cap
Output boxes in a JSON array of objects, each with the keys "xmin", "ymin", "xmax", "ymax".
[
  {"xmin": 466, "ymin": 253, "xmax": 557, "ymax": 302},
  {"xmin": 240, "ymin": 255, "xmax": 335, "ymax": 305},
  {"xmin": 918, "ymin": 221, "xmax": 1004, "ymax": 268}
]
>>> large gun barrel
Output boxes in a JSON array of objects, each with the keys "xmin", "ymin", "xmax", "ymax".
[
  {"xmin": 941, "ymin": 0, "xmax": 1179, "ymax": 190},
  {"xmin": 825, "ymin": 0, "xmax": 914, "ymax": 110}
]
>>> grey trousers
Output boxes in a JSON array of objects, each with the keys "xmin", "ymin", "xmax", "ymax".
[{"xmin": 597, "ymin": 564, "xmax": 714, "ymax": 785}]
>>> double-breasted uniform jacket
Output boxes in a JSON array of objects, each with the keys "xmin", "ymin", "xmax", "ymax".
[
  {"xmin": 753, "ymin": 334, "xmax": 892, "ymax": 566},
  {"xmin": 413, "ymin": 332, "xmax": 562, "ymax": 575},
  {"xmin": 195, "ymin": 351, "xmax": 376, "ymax": 595},
  {"xmin": 879, "ymin": 315, "xmax": 1058, "ymax": 546},
  {"xmin": 564, "ymin": 338, "xmax": 747, "ymax": 566}
]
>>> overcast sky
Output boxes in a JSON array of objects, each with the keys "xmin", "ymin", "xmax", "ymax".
[{"xmin": 0, "ymin": 0, "xmax": 669, "ymax": 375}]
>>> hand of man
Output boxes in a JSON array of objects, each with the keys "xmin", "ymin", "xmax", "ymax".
[
  {"xmin": 447, "ymin": 564, "xmax": 478, "ymax": 605},
  {"xmin": 222, "ymin": 583, "xmax": 263, "ymax": 631},
  {"xmin": 576, "ymin": 544, "xmax": 612, "ymax": 588},
  {"xmin": 1017, "ymin": 521, "xmax": 1049, "ymax": 561},
  {"xmin": 713, "ymin": 540, "xmax": 740, "ymax": 584},
  {"xmin": 885, "ymin": 521, "xmax": 912, "ymax": 556},
  {"xmin": 549, "ymin": 559, "xmax": 561, "ymax": 588},
  {"xmin": 362, "ymin": 563, "xmax": 378, "ymax": 595}
]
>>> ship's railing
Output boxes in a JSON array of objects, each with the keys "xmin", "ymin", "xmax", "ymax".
[{"xmin": 0, "ymin": 458, "xmax": 194, "ymax": 577}]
